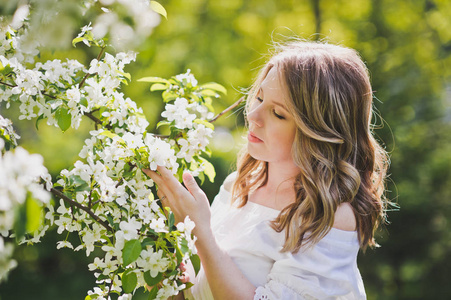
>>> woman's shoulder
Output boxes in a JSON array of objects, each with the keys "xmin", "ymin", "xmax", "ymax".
[{"xmin": 333, "ymin": 202, "xmax": 357, "ymax": 232}]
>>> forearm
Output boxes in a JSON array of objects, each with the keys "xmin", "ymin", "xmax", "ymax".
[{"xmin": 195, "ymin": 229, "xmax": 256, "ymax": 300}]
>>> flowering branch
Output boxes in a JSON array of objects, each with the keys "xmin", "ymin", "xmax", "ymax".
[
  {"xmin": 1, "ymin": 14, "xmax": 215, "ymax": 297},
  {"xmin": 50, "ymin": 187, "xmax": 113, "ymax": 232}
]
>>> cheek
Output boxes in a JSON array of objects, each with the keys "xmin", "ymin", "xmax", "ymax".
[{"xmin": 270, "ymin": 126, "xmax": 296, "ymax": 153}]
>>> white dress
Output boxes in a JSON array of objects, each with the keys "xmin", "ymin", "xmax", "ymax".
[{"xmin": 185, "ymin": 172, "xmax": 366, "ymax": 300}]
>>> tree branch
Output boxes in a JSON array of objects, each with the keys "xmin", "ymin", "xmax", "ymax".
[
  {"xmin": 79, "ymin": 46, "xmax": 106, "ymax": 89},
  {"xmin": 0, "ymin": 80, "xmax": 58, "ymax": 100},
  {"xmin": 0, "ymin": 80, "xmax": 16, "ymax": 88},
  {"xmin": 50, "ymin": 187, "xmax": 113, "ymax": 232},
  {"xmin": 209, "ymin": 96, "xmax": 245, "ymax": 123}
]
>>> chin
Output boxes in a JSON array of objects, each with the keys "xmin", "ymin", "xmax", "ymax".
[{"xmin": 247, "ymin": 144, "xmax": 267, "ymax": 162}]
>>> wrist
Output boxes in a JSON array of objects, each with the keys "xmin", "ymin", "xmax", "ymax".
[{"xmin": 193, "ymin": 226, "xmax": 216, "ymax": 254}]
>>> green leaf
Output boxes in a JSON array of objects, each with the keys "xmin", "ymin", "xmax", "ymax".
[
  {"xmin": 147, "ymin": 286, "xmax": 158, "ymax": 300},
  {"xmin": 175, "ymin": 244, "xmax": 183, "ymax": 263},
  {"xmin": 184, "ymin": 282, "xmax": 194, "ymax": 289},
  {"xmin": 200, "ymin": 158, "xmax": 215, "ymax": 183},
  {"xmin": 198, "ymin": 172, "xmax": 205, "ymax": 185},
  {"xmin": 72, "ymin": 37, "xmax": 86, "ymax": 47},
  {"xmin": 150, "ymin": 1, "xmax": 167, "ymax": 19},
  {"xmin": 122, "ymin": 269, "xmax": 138, "ymax": 294},
  {"xmin": 99, "ymin": 130, "xmax": 117, "ymax": 139},
  {"xmin": 26, "ymin": 196, "xmax": 42, "ymax": 233},
  {"xmin": 150, "ymin": 83, "xmax": 168, "ymax": 91},
  {"xmin": 189, "ymin": 159, "xmax": 198, "ymax": 171},
  {"xmin": 80, "ymin": 97, "xmax": 88, "ymax": 107},
  {"xmin": 118, "ymin": 70, "xmax": 131, "ymax": 81},
  {"xmin": 168, "ymin": 212, "xmax": 175, "ymax": 230},
  {"xmin": 204, "ymin": 146, "xmax": 212, "ymax": 157},
  {"xmin": 74, "ymin": 182, "xmax": 90, "ymax": 192},
  {"xmin": 122, "ymin": 239, "xmax": 142, "ymax": 266},
  {"xmin": 71, "ymin": 175, "xmax": 87, "ymax": 185},
  {"xmin": 203, "ymin": 97, "xmax": 215, "ymax": 113},
  {"xmin": 194, "ymin": 119, "xmax": 214, "ymax": 130},
  {"xmin": 162, "ymin": 90, "xmax": 178, "ymax": 102},
  {"xmin": 70, "ymin": 175, "xmax": 89, "ymax": 192},
  {"xmin": 180, "ymin": 238, "xmax": 189, "ymax": 254},
  {"xmin": 137, "ymin": 76, "xmax": 169, "ymax": 84},
  {"xmin": 200, "ymin": 89, "xmax": 218, "ymax": 97},
  {"xmin": 200, "ymin": 82, "xmax": 227, "ymax": 95},
  {"xmin": 143, "ymin": 271, "xmax": 163, "ymax": 287},
  {"xmin": 148, "ymin": 192, "xmax": 155, "ymax": 201},
  {"xmin": 35, "ymin": 114, "xmax": 46, "ymax": 130},
  {"xmin": 55, "ymin": 107, "xmax": 71, "ymax": 132},
  {"xmin": 190, "ymin": 254, "xmax": 201, "ymax": 276},
  {"xmin": 141, "ymin": 238, "xmax": 155, "ymax": 248},
  {"xmin": 156, "ymin": 120, "xmax": 172, "ymax": 129},
  {"xmin": 14, "ymin": 198, "xmax": 27, "ymax": 239}
]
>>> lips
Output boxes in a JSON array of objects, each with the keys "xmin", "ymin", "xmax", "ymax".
[{"xmin": 248, "ymin": 131, "xmax": 263, "ymax": 143}]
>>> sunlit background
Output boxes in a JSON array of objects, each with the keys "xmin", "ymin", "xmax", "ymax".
[{"xmin": 1, "ymin": 0, "xmax": 451, "ymax": 299}]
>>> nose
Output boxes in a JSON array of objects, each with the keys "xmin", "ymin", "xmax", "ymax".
[{"xmin": 247, "ymin": 101, "xmax": 263, "ymax": 127}]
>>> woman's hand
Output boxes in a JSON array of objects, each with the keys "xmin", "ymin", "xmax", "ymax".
[{"xmin": 142, "ymin": 166, "xmax": 212, "ymax": 240}]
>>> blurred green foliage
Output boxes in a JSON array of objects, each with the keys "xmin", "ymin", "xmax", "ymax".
[{"xmin": 1, "ymin": 0, "xmax": 451, "ymax": 299}]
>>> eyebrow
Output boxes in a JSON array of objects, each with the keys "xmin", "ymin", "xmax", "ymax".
[{"xmin": 259, "ymin": 87, "xmax": 288, "ymax": 111}]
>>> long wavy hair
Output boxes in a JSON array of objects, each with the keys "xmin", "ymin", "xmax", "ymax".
[{"xmin": 231, "ymin": 41, "xmax": 389, "ymax": 252}]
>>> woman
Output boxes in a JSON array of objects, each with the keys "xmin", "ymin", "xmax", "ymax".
[{"xmin": 144, "ymin": 40, "xmax": 389, "ymax": 299}]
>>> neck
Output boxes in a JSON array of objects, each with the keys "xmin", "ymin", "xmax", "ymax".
[{"xmin": 265, "ymin": 161, "xmax": 300, "ymax": 192}]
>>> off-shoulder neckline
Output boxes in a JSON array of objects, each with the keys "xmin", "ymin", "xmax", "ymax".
[{"xmin": 221, "ymin": 182, "xmax": 358, "ymax": 237}]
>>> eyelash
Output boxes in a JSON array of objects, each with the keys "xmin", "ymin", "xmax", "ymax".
[{"xmin": 256, "ymin": 97, "xmax": 285, "ymax": 120}]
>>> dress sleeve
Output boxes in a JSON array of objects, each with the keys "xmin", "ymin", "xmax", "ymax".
[{"xmin": 254, "ymin": 229, "xmax": 366, "ymax": 300}]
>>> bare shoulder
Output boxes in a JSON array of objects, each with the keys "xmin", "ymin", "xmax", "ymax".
[{"xmin": 333, "ymin": 202, "xmax": 356, "ymax": 231}]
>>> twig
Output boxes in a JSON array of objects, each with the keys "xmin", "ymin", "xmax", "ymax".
[
  {"xmin": 84, "ymin": 111, "xmax": 102, "ymax": 125},
  {"xmin": 1, "ymin": 78, "xmax": 110, "ymax": 129},
  {"xmin": 0, "ymin": 81, "xmax": 57, "ymax": 100},
  {"xmin": 209, "ymin": 96, "xmax": 245, "ymax": 123},
  {"xmin": 79, "ymin": 46, "xmax": 106, "ymax": 89},
  {"xmin": 50, "ymin": 187, "xmax": 113, "ymax": 232},
  {"xmin": 0, "ymin": 81, "xmax": 16, "ymax": 88}
]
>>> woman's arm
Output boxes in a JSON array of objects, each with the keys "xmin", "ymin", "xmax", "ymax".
[
  {"xmin": 143, "ymin": 167, "xmax": 256, "ymax": 300},
  {"xmin": 195, "ymin": 227, "xmax": 256, "ymax": 299}
]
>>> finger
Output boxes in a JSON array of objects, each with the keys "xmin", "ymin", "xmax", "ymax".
[
  {"xmin": 179, "ymin": 262, "xmax": 187, "ymax": 272},
  {"xmin": 142, "ymin": 168, "xmax": 163, "ymax": 186},
  {"xmin": 143, "ymin": 168, "xmax": 173, "ymax": 198},
  {"xmin": 179, "ymin": 272, "xmax": 190, "ymax": 284},
  {"xmin": 157, "ymin": 189, "xmax": 169, "ymax": 208},
  {"xmin": 157, "ymin": 166, "xmax": 186, "ymax": 192},
  {"xmin": 183, "ymin": 172, "xmax": 205, "ymax": 200}
]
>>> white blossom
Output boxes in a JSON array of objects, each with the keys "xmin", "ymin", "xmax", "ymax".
[
  {"xmin": 136, "ymin": 247, "xmax": 169, "ymax": 277},
  {"xmin": 119, "ymin": 218, "xmax": 142, "ymax": 241},
  {"xmin": 56, "ymin": 240, "xmax": 74, "ymax": 249}
]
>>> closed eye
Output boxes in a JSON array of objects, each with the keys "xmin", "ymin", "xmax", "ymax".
[
  {"xmin": 257, "ymin": 96, "xmax": 285, "ymax": 120},
  {"xmin": 273, "ymin": 110, "xmax": 285, "ymax": 119}
]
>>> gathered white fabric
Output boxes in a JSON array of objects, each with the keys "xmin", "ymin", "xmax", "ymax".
[{"xmin": 184, "ymin": 172, "xmax": 366, "ymax": 300}]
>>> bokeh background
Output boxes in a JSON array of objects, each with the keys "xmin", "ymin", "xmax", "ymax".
[{"xmin": 1, "ymin": 0, "xmax": 451, "ymax": 299}]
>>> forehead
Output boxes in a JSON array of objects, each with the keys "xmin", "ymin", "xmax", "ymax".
[
  {"xmin": 259, "ymin": 67, "xmax": 289, "ymax": 107},
  {"xmin": 261, "ymin": 67, "xmax": 282, "ymax": 91}
]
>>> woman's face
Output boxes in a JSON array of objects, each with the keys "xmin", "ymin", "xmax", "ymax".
[{"xmin": 247, "ymin": 67, "xmax": 297, "ymax": 165}]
